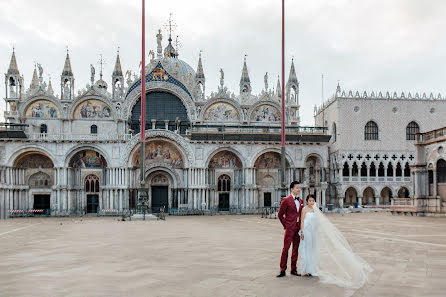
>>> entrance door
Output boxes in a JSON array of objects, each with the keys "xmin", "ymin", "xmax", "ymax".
[
  {"xmin": 33, "ymin": 195, "xmax": 50, "ymax": 215},
  {"xmin": 152, "ymin": 186, "xmax": 168, "ymax": 213},
  {"xmin": 264, "ymin": 192, "xmax": 272, "ymax": 207},
  {"xmin": 87, "ymin": 195, "xmax": 99, "ymax": 213},
  {"xmin": 219, "ymin": 193, "xmax": 230, "ymax": 211}
]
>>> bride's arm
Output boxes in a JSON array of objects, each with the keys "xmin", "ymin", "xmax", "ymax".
[{"xmin": 300, "ymin": 207, "xmax": 306, "ymax": 240}]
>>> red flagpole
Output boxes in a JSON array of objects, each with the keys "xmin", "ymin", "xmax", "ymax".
[
  {"xmin": 281, "ymin": 0, "xmax": 285, "ymax": 148},
  {"xmin": 141, "ymin": 0, "xmax": 146, "ymax": 142},
  {"xmin": 280, "ymin": 0, "xmax": 287, "ymax": 196},
  {"xmin": 140, "ymin": 0, "xmax": 146, "ymax": 184}
]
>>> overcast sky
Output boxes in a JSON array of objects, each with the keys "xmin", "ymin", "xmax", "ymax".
[{"xmin": 1, "ymin": 0, "xmax": 445, "ymax": 125}]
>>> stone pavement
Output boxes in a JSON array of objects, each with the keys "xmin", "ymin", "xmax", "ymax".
[{"xmin": 0, "ymin": 212, "xmax": 445, "ymax": 297}]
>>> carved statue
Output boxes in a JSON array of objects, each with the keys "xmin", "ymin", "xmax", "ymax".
[
  {"xmin": 264, "ymin": 72, "xmax": 268, "ymax": 91},
  {"xmin": 220, "ymin": 68, "xmax": 224, "ymax": 81},
  {"xmin": 114, "ymin": 82, "xmax": 122, "ymax": 99},
  {"xmin": 37, "ymin": 63, "xmax": 43, "ymax": 79},
  {"xmin": 125, "ymin": 70, "xmax": 132, "ymax": 87},
  {"xmin": 153, "ymin": 68, "xmax": 168, "ymax": 80},
  {"xmin": 156, "ymin": 29, "xmax": 162, "ymax": 48},
  {"xmin": 90, "ymin": 64, "xmax": 95, "ymax": 84},
  {"xmin": 63, "ymin": 82, "xmax": 70, "ymax": 99}
]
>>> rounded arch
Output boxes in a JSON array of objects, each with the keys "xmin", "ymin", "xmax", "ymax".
[
  {"xmin": 144, "ymin": 166, "xmax": 180, "ymax": 188},
  {"xmin": 8, "ymin": 146, "xmax": 56, "ymax": 167},
  {"xmin": 362, "ymin": 186, "xmax": 376, "ymax": 205},
  {"xmin": 19, "ymin": 95, "xmax": 63, "ymax": 119},
  {"xmin": 250, "ymin": 147, "xmax": 295, "ymax": 168},
  {"xmin": 130, "ymin": 138, "xmax": 186, "ymax": 169},
  {"xmin": 304, "ymin": 153, "xmax": 324, "ymax": 167},
  {"xmin": 397, "ymin": 186, "xmax": 410, "ymax": 198},
  {"xmin": 64, "ymin": 145, "xmax": 110, "ymax": 168},
  {"xmin": 124, "ymin": 130, "xmax": 194, "ymax": 168},
  {"xmin": 344, "ymin": 186, "xmax": 358, "ymax": 205},
  {"xmin": 437, "ymin": 158, "xmax": 446, "ymax": 183},
  {"xmin": 248, "ymin": 100, "xmax": 282, "ymax": 124},
  {"xmin": 201, "ymin": 97, "xmax": 242, "ymax": 123},
  {"xmin": 380, "ymin": 186, "xmax": 393, "ymax": 205},
  {"xmin": 124, "ymin": 82, "xmax": 197, "ymax": 122},
  {"xmin": 207, "ymin": 148, "xmax": 243, "ymax": 169},
  {"xmin": 70, "ymin": 96, "xmax": 114, "ymax": 119},
  {"xmin": 28, "ymin": 171, "xmax": 52, "ymax": 188}
]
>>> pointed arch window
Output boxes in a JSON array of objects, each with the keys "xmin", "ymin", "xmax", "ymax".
[
  {"xmin": 406, "ymin": 121, "xmax": 419, "ymax": 140},
  {"xmin": 365, "ymin": 121, "xmax": 378, "ymax": 140}
]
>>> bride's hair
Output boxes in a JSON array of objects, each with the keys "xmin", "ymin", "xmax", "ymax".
[{"xmin": 306, "ymin": 194, "xmax": 315, "ymax": 202}]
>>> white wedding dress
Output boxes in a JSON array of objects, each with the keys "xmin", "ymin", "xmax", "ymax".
[{"xmin": 298, "ymin": 205, "xmax": 373, "ymax": 289}]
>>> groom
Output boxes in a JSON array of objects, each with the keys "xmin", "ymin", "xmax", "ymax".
[{"xmin": 277, "ymin": 181, "xmax": 304, "ymax": 277}]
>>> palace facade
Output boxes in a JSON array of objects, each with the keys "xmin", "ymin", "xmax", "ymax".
[{"xmin": 0, "ymin": 31, "xmax": 330, "ymax": 219}]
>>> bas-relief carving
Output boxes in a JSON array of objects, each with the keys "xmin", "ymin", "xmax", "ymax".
[
  {"xmin": 25, "ymin": 100, "xmax": 59, "ymax": 118},
  {"xmin": 208, "ymin": 151, "xmax": 242, "ymax": 169},
  {"xmin": 74, "ymin": 100, "xmax": 112, "ymax": 119},
  {"xmin": 251, "ymin": 105, "xmax": 280, "ymax": 122},
  {"xmin": 133, "ymin": 140, "xmax": 184, "ymax": 168},
  {"xmin": 204, "ymin": 102, "xmax": 239, "ymax": 121}
]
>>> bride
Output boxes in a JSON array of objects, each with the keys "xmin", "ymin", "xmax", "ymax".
[{"xmin": 298, "ymin": 194, "xmax": 372, "ymax": 289}]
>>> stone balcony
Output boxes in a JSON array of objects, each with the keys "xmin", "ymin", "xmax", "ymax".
[
  {"xmin": 416, "ymin": 127, "xmax": 446, "ymax": 145},
  {"xmin": 26, "ymin": 133, "xmax": 133, "ymax": 142},
  {"xmin": 340, "ymin": 176, "xmax": 411, "ymax": 183}
]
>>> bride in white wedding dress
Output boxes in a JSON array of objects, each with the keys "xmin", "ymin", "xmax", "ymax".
[{"xmin": 298, "ymin": 194, "xmax": 373, "ymax": 289}]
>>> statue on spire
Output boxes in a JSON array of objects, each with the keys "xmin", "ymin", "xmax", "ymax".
[
  {"xmin": 90, "ymin": 64, "xmax": 95, "ymax": 85},
  {"xmin": 264, "ymin": 72, "xmax": 268, "ymax": 91}
]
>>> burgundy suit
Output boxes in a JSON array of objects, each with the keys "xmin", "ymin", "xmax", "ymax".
[{"xmin": 278, "ymin": 194, "xmax": 304, "ymax": 272}]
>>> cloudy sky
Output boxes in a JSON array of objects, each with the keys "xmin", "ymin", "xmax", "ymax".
[{"xmin": 1, "ymin": 0, "xmax": 445, "ymax": 125}]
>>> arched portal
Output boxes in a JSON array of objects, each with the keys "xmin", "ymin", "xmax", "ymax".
[
  {"xmin": 344, "ymin": 187, "xmax": 358, "ymax": 206},
  {"xmin": 130, "ymin": 91, "xmax": 189, "ymax": 134},
  {"xmin": 380, "ymin": 187, "xmax": 393, "ymax": 205},
  {"xmin": 437, "ymin": 159, "xmax": 446, "ymax": 202},
  {"xmin": 254, "ymin": 152, "xmax": 290, "ymax": 208},
  {"xmin": 85, "ymin": 174, "xmax": 100, "ymax": 213},
  {"xmin": 397, "ymin": 187, "xmax": 410, "ymax": 198},
  {"xmin": 14, "ymin": 152, "xmax": 54, "ymax": 213},
  {"xmin": 362, "ymin": 187, "xmax": 375, "ymax": 205},
  {"xmin": 217, "ymin": 174, "xmax": 231, "ymax": 211},
  {"xmin": 208, "ymin": 150, "xmax": 242, "ymax": 210}
]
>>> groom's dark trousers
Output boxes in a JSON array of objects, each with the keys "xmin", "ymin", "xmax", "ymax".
[{"xmin": 278, "ymin": 195, "xmax": 303, "ymax": 272}]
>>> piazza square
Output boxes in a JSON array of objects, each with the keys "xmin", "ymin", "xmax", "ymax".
[{"xmin": 0, "ymin": 212, "xmax": 445, "ymax": 297}]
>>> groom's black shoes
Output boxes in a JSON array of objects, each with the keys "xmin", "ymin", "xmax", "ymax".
[
  {"xmin": 276, "ymin": 271, "xmax": 286, "ymax": 278},
  {"xmin": 290, "ymin": 270, "xmax": 301, "ymax": 276}
]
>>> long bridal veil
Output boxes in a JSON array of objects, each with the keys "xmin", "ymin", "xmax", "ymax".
[{"xmin": 313, "ymin": 204, "xmax": 373, "ymax": 289}]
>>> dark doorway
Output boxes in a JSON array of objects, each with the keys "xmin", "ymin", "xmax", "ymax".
[
  {"xmin": 219, "ymin": 193, "xmax": 230, "ymax": 211},
  {"xmin": 264, "ymin": 192, "xmax": 272, "ymax": 207},
  {"xmin": 33, "ymin": 195, "xmax": 50, "ymax": 215},
  {"xmin": 87, "ymin": 195, "xmax": 99, "ymax": 213},
  {"xmin": 152, "ymin": 186, "xmax": 168, "ymax": 213}
]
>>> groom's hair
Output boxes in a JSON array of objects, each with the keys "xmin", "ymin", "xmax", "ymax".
[
  {"xmin": 306, "ymin": 194, "xmax": 316, "ymax": 202},
  {"xmin": 289, "ymin": 181, "xmax": 300, "ymax": 190}
]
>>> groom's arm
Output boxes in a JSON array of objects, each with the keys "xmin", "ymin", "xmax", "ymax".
[{"xmin": 278, "ymin": 199, "xmax": 287, "ymax": 229}]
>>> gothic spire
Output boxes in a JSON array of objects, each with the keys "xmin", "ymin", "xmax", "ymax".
[
  {"xmin": 113, "ymin": 49, "xmax": 123, "ymax": 77},
  {"xmin": 276, "ymin": 75, "xmax": 282, "ymax": 98},
  {"xmin": 30, "ymin": 66, "xmax": 39, "ymax": 89},
  {"xmin": 195, "ymin": 51, "xmax": 205, "ymax": 80},
  {"xmin": 47, "ymin": 76, "xmax": 54, "ymax": 94},
  {"xmin": 7, "ymin": 48, "xmax": 19, "ymax": 75},
  {"xmin": 287, "ymin": 58, "xmax": 298, "ymax": 84},
  {"xmin": 240, "ymin": 55, "xmax": 250, "ymax": 85},
  {"xmin": 62, "ymin": 49, "xmax": 73, "ymax": 76}
]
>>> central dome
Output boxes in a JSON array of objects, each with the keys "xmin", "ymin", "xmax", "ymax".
[{"xmin": 164, "ymin": 57, "xmax": 195, "ymax": 78}]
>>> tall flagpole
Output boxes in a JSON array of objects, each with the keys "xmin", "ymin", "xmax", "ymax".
[
  {"xmin": 139, "ymin": 0, "xmax": 147, "ymax": 208},
  {"xmin": 280, "ymin": 0, "xmax": 287, "ymax": 198}
]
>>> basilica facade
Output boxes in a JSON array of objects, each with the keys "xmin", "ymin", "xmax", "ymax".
[{"xmin": 0, "ymin": 31, "xmax": 330, "ymax": 219}]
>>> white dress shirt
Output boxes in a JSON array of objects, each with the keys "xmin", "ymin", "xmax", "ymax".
[{"xmin": 291, "ymin": 194, "xmax": 300, "ymax": 222}]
